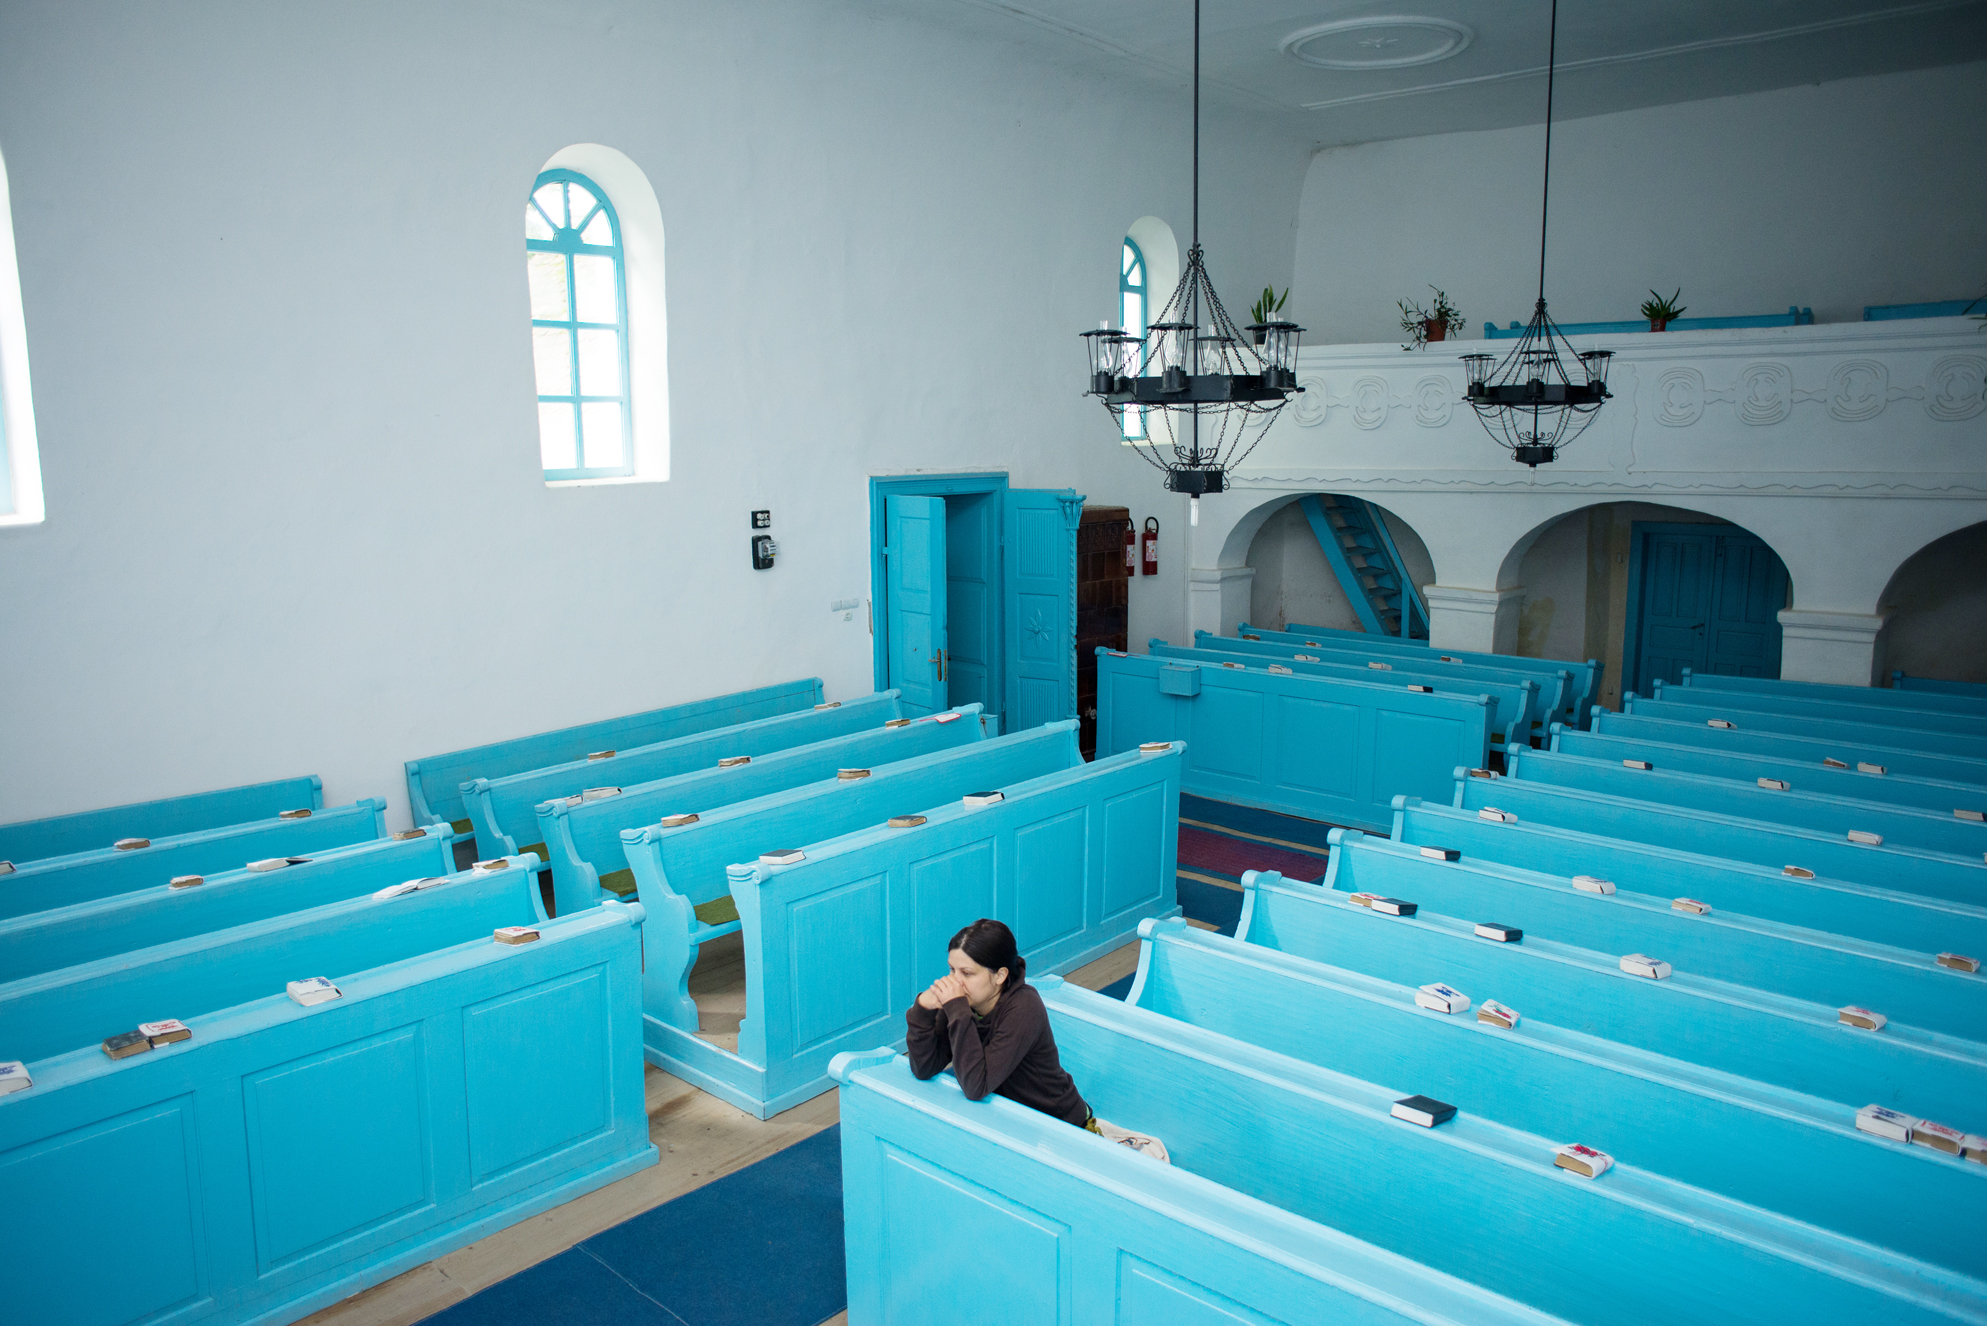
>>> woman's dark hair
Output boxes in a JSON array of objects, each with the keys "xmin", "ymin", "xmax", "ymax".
[{"xmin": 948, "ymin": 917, "xmax": 1024, "ymax": 988}]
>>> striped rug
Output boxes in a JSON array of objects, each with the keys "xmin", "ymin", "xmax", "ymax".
[{"xmin": 1173, "ymin": 794, "xmax": 1338, "ymax": 935}]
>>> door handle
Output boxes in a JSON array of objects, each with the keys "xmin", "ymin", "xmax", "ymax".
[
  {"xmin": 934, "ymin": 649, "xmax": 945, "ymax": 682},
  {"xmin": 1691, "ymin": 622, "xmax": 1705, "ymax": 630}
]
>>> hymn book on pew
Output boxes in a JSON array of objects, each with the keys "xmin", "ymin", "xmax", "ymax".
[
  {"xmin": 1914, "ymin": 1119, "xmax": 1966, "ymax": 1155},
  {"xmin": 1553, "ymin": 1143, "xmax": 1613, "ymax": 1178},
  {"xmin": 1758, "ymin": 778, "xmax": 1790, "ymax": 790},
  {"xmin": 1474, "ymin": 922, "xmax": 1522, "ymax": 942},
  {"xmin": 1415, "ymin": 984, "xmax": 1470, "ymax": 1014},
  {"xmin": 837, "ymin": 768, "xmax": 871, "ymax": 780},
  {"xmin": 278, "ymin": 808, "xmax": 312, "ymax": 819},
  {"xmin": 1622, "ymin": 759, "xmax": 1652, "ymax": 770},
  {"xmin": 1671, "ymin": 898, "xmax": 1711, "ymax": 915},
  {"xmin": 1838, "ymin": 1005, "xmax": 1887, "ymax": 1031},
  {"xmin": 658, "ymin": 813, "xmax": 699, "ymax": 827},
  {"xmin": 1783, "ymin": 865, "xmax": 1816, "ymax": 879},
  {"xmin": 0, "ymin": 860, "xmax": 12, "ymax": 874},
  {"xmin": 1572, "ymin": 875, "xmax": 1615, "ymax": 895},
  {"xmin": 1619, "ymin": 954, "xmax": 1672, "ymax": 980},
  {"xmin": 102, "ymin": 1031, "xmax": 151, "ymax": 1059},
  {"xmin": 1856, "ymin": 1104, "xmax": 1914, "ymax": 1143},
  {"xmin": 1467, "ymin": 768, "xmax": 1499, "ymax": 780},
  {"xmin": 1477, "ymin": 1000, "xmax": 1519, "ymax": 1029},
  {"xmin": 473, "ymin": 858, "xmax": 510, "ymax": 872},
  {"xmin": 1823, "ymin": 756, "xmax": 1849, "ymax": 768},
  {"xmin": 140, "ymin": 1019, "xmax": 191, "ymax": 1047},
  {"xmin": 391, "ymin": 828, "xmax": 429, "ymax": 840},
  {"xmin": 0, "ymin": 1061, "xmax": 29, "ymax": 1095},
  {"xmin": 1936, "ymin": 952, "xmax": 1980, "ymax": 972},
  {"xmin": 287, "ymin": 977, "xmax": 341, "ymax": 1007},
  {"xmin": 1847, "ymin": 829, "xmax": 1884, "ymax": 846},
  {"xmin": 373, "ymin": 876, "xmax": 445, "ymax": 900},
  {"xmin": 760, "ymin": 849, "xmax": 805, "ymax": 865},
  {"xmin": 1390, "ymin": 1095, "xmax": 1456, "ymax": 1128},
  {"xmin": 1477, "ymin": 808, "xmax": 1515, "ymax": 824},
  {"xmin": 494, "ymin": 927, "xmax": 540, "ymax": 945},
  {"xmin": 1418, "ymin": 847, "xmax": 1459, "ymax": 861},
  {"xmin": 114, "ymin": 838, "xmax": 150, "ymax": 850},
  {"xmin": 1370, "ymin": 898, "xmax": 1417, "ymax": 917},
  {"xmin": 1965, "ymin": 1136, "xmax": 1987, "ymax": 1164},
  {"xmin": 169, "ymin": 874, "xmax": 203, "ymax": 889},
  {"xmin": 887, "ymin": 815, "xmax": 926, "ymax": 828},
  {"xmin": 1956, "ymin": 808, "xmax": 1985, "ymax": 822},
  {"xmin": 963, "ymin": 791, "xmax": 1005, "ymax": 808},
  {"xmin": 1857, "ymin": 762, "xmax": 1887, "ymax": 775}
]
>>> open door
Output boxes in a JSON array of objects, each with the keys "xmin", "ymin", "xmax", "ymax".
[
  {"xmin": 1003, "ymin": 489, "xmax": 1084, "ymax": 732},
  {"xmin": 885, "ymin": 494, "xmax": 949, "ymax": 715}
]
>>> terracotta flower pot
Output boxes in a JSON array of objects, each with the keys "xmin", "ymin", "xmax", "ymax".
[
  {"xmin": 1650, "ymin": 318, "xmax": 1671, "ymax": 332},
  {"xmin": 1422, "ymin": 319, "xmax": 1448, "ymax": 343}
]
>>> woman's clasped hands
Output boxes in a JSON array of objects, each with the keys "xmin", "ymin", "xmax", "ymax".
[{"xmin": 916, "ymin": 971, "xmax": 971, "ymax": 1011}]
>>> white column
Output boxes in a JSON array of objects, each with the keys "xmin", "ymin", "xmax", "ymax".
[
  {"xmin": 1188, "ymin": 567, "xmax": 1255, "ymax": 642},
  {"xmin": 1777, "ymin": 610, "xmax": 1885, "ymax": 686},
  {"xmin": 1423, "ymin": 585, "xmax": 1523, "ymax": 655}
]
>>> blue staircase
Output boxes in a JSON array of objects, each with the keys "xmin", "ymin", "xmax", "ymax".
[{"xmin": 1297, "ymin": 495, "xmax": 1429, "ymax": 640}]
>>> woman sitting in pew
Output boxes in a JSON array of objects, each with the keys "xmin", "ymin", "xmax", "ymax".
[{"xmin": 906, "ymin": 918, "xmax": 1167, "ymax": 1161}]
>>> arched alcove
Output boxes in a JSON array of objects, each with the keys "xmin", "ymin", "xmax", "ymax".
[
  {"xmin": 1501, "ymin": 502, "xmax": 1792, "ymax": 706},
  {"xmin": 1244, "ymin": 494, "xmax": 1435, "ymax": 636},
  {"xmin": 1878, "ymin": 521, "xmax": 1987, "ymax": 684}
]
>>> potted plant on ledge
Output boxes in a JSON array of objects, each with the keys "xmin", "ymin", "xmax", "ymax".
[
  {"xmin": 1249, "ymin": 286, "xmax": 1289, "ymax": 343},
  {"xmin": 1398, "ymin": 287, "xmax": 1465, "ymax": 350},
  {"xmin": 1641, "ymin": 288, "xmax": 1686, "ymax": 331}
]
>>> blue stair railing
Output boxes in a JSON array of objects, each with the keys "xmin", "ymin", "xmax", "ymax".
[{"xmin": 1296, "ymin": 495, "xmax": 1429, "ymax": 640}]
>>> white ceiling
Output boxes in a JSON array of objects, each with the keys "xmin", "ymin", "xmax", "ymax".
[{"xmin": 933, "ymin": 0, "xmax": 1987, "ymax": 146}]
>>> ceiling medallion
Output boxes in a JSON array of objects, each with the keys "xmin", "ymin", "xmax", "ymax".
[
  {"xmin": 1280, "ymin": 16, "xmax": 1473, "ymax": 70},
  {"xmin": 1080, "ymin": 0, "xmax": 1304, "ymax": 526}
]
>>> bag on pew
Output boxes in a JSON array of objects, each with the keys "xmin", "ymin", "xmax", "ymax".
[{"xmin": 1089, "ymin": 1115, "xmax": 1171, "ymax": 1163}]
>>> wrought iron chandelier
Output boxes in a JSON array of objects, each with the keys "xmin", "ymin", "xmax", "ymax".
[
  {"xmin": 1080, "ymin": 0, "xmax": 1304, "ymax": 526},
  {"xmin": 1459, "ymin": 0, "xmax": 1611, "ymax": 468}
]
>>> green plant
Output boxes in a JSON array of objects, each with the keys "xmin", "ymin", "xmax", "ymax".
[
  {"xmin": 1640, "ymin": 288, "xmax": 1687, "ymax": 324},
  {"xmin": 1250, "ymin": 286, "xmax": 1289, "ymax": 325},
  {"xmin": 1397, "ymin": 286, "xmax": 1465, "ymax": 350}
]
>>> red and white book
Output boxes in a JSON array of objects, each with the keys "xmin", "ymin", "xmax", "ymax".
[{"xmin": 1554, "ymin": 1143, "xmax": 1613, "ymax": 1178}]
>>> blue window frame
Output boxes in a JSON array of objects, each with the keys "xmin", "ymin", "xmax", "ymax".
[
  {"xmin": 1120, "ymin": 237, "xmax": 1147, "ymax": 441},
  {"xmin": 526, "ymin": 169, "xmax": 633, "ymax": 480}
]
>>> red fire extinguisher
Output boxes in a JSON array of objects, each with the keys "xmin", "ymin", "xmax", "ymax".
[
  {"xmin": 1123, "ymin": 522, "xmax": 1136, "ymax": 575},
  {"xmin": 1141, "ymin": 517, "xmax": 1159, "ymax": 576}
]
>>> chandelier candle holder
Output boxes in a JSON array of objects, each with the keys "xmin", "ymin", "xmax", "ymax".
[
  {"xmin": 1079, "ymin": 1, "xmax": 1305, "ymax": 525},
  {"xmin": 1459, "ymin": 0, "xmax": 1611, "ymax": 468}
]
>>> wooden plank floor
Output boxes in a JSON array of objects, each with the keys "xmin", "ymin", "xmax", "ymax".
[{"xmin": 300, "ymin": 932, "xmax": 1146, "ymax": 1326}]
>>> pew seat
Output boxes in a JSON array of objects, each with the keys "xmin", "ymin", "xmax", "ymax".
[
  {"xmin": 1592, "ymin": 707, "xmax": 1987, "ymax": 785},
  {"xmin": 0, "ymin": 774, "xmax": 324, "ymax": 867}
]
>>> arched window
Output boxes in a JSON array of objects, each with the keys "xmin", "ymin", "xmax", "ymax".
[
  {"xmin": 1120, "ymin": 237, "xmax": 1147, "ymax": 442},
  {"xmin": 527, "ymin": 169, "xmax": 633, "ymax": 480},
  {"xmin": 0, "ymin": 145, "xmax": 42, "ymax": 526}
]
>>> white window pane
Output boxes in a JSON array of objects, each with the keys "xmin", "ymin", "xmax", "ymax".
[
  {"xmin": 577, "ymin": 329, "xmax": 621, "ymax": 395},
  {"xmin": 1123, "ymin": 244, "xmax": 1134, "ymax": 276},
  {"xmin": 525, "ymin": 204, "xmax": 554, "ymax": 241},
  {"xmin": 527, "ymin": 252, "xmax": 569, "ymax": 320},
  {"xmin": 580, "ymin": 401, "xmax": 623, "ymax": 469},
  {"xmin": 573, "ymin": 254, "xmax": 617, "ymax": 323},
  {"xmin": 538, "ymin": 402, "xmax": 577, "ymax": 470},
  {"xmin": 533, "ymin": 183, "xmax": 566, "ymax": 229},
  {"xmin": 566, "ymin": 183, "xmax": 597, "ymax": 226},
  {"xmin": 1123, "ymin": 403, "xmax": 1145, "ymax": 440},
  {"xmin": 581, "ymin": 209, "xmax": 613, "ymax": 245},
  {"xmin": 1123, "ymin": 292, "xmax": 1143, "ymax": 336},
  {"xmin": 532, "ymin": 327, "xmax": 572, "ymax": 395}
]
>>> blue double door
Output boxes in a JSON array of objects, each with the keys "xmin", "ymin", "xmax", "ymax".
[
  {"xmin": 880, "ymin": 483, "xmax": 1083, "ymax": 732},
  {"xmin": 1628, "ymin": 521, "xmax": 1789, "ymax": 694}
]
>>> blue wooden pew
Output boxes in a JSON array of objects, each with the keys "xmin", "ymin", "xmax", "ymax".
[
  {"xmin": 404, "ymin": 677, "xmax": 824, "ymax": 827},
  {"xmin": 462, "ymin": 690, "xmax": 904, "ymax": 861},
  {"xmin": 1097, "ymin": 649, "xmax": 1493, "ymax": 831},
  {"xmin": 1240, "ymin": 620, "xmax": 1603, "ymax": 727},
  {"xmin": 621, "ymin": 720, "xmax": 1081, "ymax": 1039},
  {"xmin": 832, "ymin": 1047, "xmax": 1568, "ymax": 1326},
  {"xmin": 0, "ymin": 775, "xmax": 324, "ymax": 867},
  {"xmin": 1127, "ymin": 918, "xmax": 1987, "ymax": 1278},
  {"xmin": 0, "ymin": 797, "xmax": 389, "ymax": 921},
  {"xmin": 639, "ymin": 742, "xmax": 1182, "ymax": 1118},
  {"xmin": 1206, "ymin": 627, "xmax": 1573, "ymax": 732},
  {"xmin": 1551, "ymin": 725, "xmax": 1987, "ymax": 813},
  {"xmin": 1592, "ymin": 707, "xmax": 1987, "ymax": 785},
  {"xmin": 1061, "ymin": 980, "xmax": 1979, "ymax": 1322},
  {"xmin": 0, "ymin": 860, "xmax": 653, "ymax": 1326},
  {"xmin": 1325, "ymin": 829, "xmax": 1987, "ymax": 1041},
  {"xmin": 1392, "ymin": 795, "xmax": 1987, "ymax": 958},
  {"xmin": 1681, "ymin": 666, "xmax": 1987, "ymax": 716},
  {"xmin": 1452, "ymin": 773, "xmax": 1987, "ymax": 906},
  {"xmin": 1896, "ymin": 672, "xmax": 1987, "ymax": 701},
  {"xmin": 1625, "ymin": 692, "xmax": 1987, "ymax": 760},
  {"xmin": 1235, "ymin": 869, "xmax": 1987, "ymax": 1124},
  {"xmin": 1504, "ymin": 744, "xmax": 1987, "ymax": 857},
  {"xmin": 535, "ymin": 705, "xmax": 986, "ymax": 917},
  {"xmin": 0, "ymin": 824, "xmax": 459, "ymax": 983},
  {"xmin": 1155, "ymin": 638, "xmax": 1540, "ymax": 742},
  {"xmin": 1650, "ymin": 678, "xmax": 1987, "ymax": 742}
]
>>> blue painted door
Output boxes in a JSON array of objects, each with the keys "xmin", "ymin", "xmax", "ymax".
[
  {"xmin": 886, "ymin": 495, "xmax": 949, "ymax": 715},
  {"xmin": 1002, "ymin": 489, "xmax": 1083, "ymax": 732},
  {"xmin": 1630, "ymin": 524, "xmax": 1786, "ymax": 694},
  {"xmin": 943, "ymin": 492, "xmax": 997, "ymax": 719}
]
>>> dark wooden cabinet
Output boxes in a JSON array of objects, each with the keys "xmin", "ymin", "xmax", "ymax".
[{"xmin": 1076, "ymin": 506, "xmax": 1131, "ymax": 758}]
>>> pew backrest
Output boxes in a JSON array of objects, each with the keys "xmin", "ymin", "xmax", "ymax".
[
  {"xmin": 1591, "ymin": 708, "xmax": 1987, "ymax": 785},
  {"xmin": 0, "ymin": 826, "xmax": 459, "ymax": 983},
  {"xmin": 1505, "ymin": 744, "xmax": 1987, "ymax": 856},
  {"xmin": 1128, "ymin": 919, "xmax": 1987, "ymax": 1278},
  {"xmin": 1453, "ymin": 772, "xmax": 1987, "ymax": 906},
  {"xmin": 1325, "ymin": 829, "xmax": 1987, "ymax": 1041},
  {"xmin": 1895, "ymin": 672, "xmax": 1987, "ymax": 701},
  {"xmin": 1239, "ymin": 621, "xmax": 1603, "ymax": 726},
  {"xmin": 1650, "ymin": 678, "xmax": 1987, "ymax": 740},
  {"xmin": 0, "ymin": 798, "xmax": 390, "ymax": 921},
  {"xmin": 1098, "ymin": 649, "xmax": 1492, "ymax": 832},
  {"xmin": 462, "ymin": 689, "xmax": 903, "ymax": 859},
  {"xmin": 1391, "ymin": 795, "xmax": 1987, "ymax": 956},
  {"xmin": 1623, "ymin": 694, "xmax": 1987, "ymax": 760},
  {"xmin": 1204, "ymin": 628, "xmax": 1572, "ymax": 730},
  {"xmin": 718, "ymin": 743, "xmax": 1181, "ymax": 1106},
  {"xmin": 1681, "ymin": 667, "xmax": 1987, "ymax": 716},
  {"xmin": 1156, "ymin": 639, "xmax": 1539, "ymax": 741},
  {"xmin": 1550, "ymin": 726, "xmax": 1987, "ymax": 813},
  {"xmin": 404, "ymin": 677, "xmax": 825, "ymax": 826},
  {"xmin": 0, "ymin": 853, "xmax": 547, "ymax": 1066},
  {"xmin": 0, "ymin": 774, "xmax": 324, "ymax": 866}
]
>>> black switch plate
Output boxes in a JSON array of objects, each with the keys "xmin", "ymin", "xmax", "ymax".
[{"xmin": 751, "ymin": 510, "xmax": 772, "ymax": 529}]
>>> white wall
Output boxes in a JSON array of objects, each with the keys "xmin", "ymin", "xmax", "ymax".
[
  {"xmin": 0, "ymin": 0, "xmax": 1311, "ymax": 824},
  {"xmin": 1292, "ymin": 61, "xmax": 1987, "ymax": 345}
]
